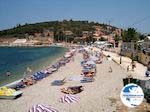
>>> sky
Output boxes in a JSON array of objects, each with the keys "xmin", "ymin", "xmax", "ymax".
[{"xmin": 0, "ymin": 0, "xmax": 150, "ymax": 33}]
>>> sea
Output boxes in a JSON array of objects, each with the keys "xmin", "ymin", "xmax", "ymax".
[{"xmin": 0, "ymin": 46, "xmax": 68, "ymax": 86}]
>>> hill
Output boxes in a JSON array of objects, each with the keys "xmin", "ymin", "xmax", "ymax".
[{"xmin": 0, "ymin": 20, "xmax": 117, "ymax": 38}]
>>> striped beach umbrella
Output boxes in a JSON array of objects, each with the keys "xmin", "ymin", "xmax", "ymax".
[
  {"xmin": 29, "ymin": 104, "xmax": 58, "ymax": 112},
  {"xmin": 59, "ymin": 94, "xmax": 80, "ymax": 104}
]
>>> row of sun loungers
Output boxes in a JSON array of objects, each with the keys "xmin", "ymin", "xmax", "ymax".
[
  {"xmin": 5, "ymin": 49, "xmax": 77, "ymax": 97},
  {"xmin": 79, "ymin": 49, "xmax": 103, "ymax": 83}
]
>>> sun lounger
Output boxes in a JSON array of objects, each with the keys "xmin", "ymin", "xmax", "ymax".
[
  {"xmin": 31, "ymin": 71, "xmax": 48, "ymax": 81},
  {"xmin": 80, "ymin": 77, "xmax": 94, "ymax": 83},
  {"xmin": 81, "ymin": 71, "xmax": 95, "ymax": 78},
  {"xmin": 9, "ymin": 80, "xmax": 26, "ymax": 90},
  {"xmin": 69, "ymin": 76, "xmax": 82, "ymax": 81},
  {"xmin": 96, "ymin": 60, "xmax": 102, "ymax": 64},
  {"xmin": 51, "ymin": 68, "xmax": 58, "ymax": 72},
  {"xmin": 51, "ymin": 78, "xmax": 66, "ymax": 86},
  {"xmin": 59, "ymin": 61, "xmax": 66, "ymax": 66}
]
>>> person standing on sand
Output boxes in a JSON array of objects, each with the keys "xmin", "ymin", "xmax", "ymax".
[
  {"xmin": 120, "ymin": 56, "xmax": 122, "ymax": 64},
  {"xmin": 127, "ymin": 65, "xmax": 130, "ymax": 72},
  {"xmin": 131, "ymin": 60, "xmax": 136, "ymax": 71}
]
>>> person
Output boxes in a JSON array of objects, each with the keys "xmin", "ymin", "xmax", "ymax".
[
  {"xmin": 131, "ymin": 60, "xmax": 136, "ymax": 71},
  {"xmin": 146, "ymin": 62, "xmax": 150, "ymax": 77},
  {"xmin": 108, "ymin": 66, "xmax": 113, "ymax": 72},
  {"xmin": 120, "ymin": 56, "xmax": 122, "ymax": 64},
  {"xmin": 6, "ymin": 71, "xmax": 11, "ymax": 77},
  {"xmin": 127, "ymin": 65, "xmax": 130, "ymax": 72},
  {"xmin": 27, "ymin": 67, "xmax": 32, "ymax": 73}
]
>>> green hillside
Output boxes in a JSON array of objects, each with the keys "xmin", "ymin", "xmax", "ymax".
[{"xmin": 0, "ymin": 20, "xmax": 116, "ymax": 38}]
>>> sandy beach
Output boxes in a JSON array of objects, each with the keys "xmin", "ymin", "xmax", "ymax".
[{"xmin": 0, "ymin": 48, "xmax": 149, "ymax": 112}]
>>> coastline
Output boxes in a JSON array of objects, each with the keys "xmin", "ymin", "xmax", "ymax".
[
  {"xmin": 0, "ymin": 54, "xmax": 66, "ymax": 88},
  {"xmin": 0, "ymin": 46, "xmax": 69, "ymax": 87}
]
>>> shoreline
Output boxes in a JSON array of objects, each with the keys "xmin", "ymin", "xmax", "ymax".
[
  {"xmin": 0, "ymin": 46, "xmax": 69, "ymax": 87},
  {"xmin": 0, "ymin": 43, "xmax": 79, "ymax": 48}
]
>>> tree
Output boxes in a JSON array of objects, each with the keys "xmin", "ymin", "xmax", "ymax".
[
  {"xmin": 114, "ymin": 35, "xmax": 121, "ymax": 42},
  {"xmin": 139, "ymin": 34, "xmax": 146, "ymax": 40},
  {"xmin": 122, "ymin": 28, "xmax": 139, "ymax": 42}
]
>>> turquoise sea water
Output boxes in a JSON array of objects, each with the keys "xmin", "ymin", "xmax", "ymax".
[{"xmin": 0, "ymin": 47, "xmax": 68, "ymax": 86}]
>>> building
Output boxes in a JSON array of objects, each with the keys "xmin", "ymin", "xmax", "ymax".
[
  {"xmin": 48, "ymin": 31, "xmax": 54, "ymax": 44},
  {"xmin": 12, "ymin": 39, "xmax": 27, "ymax": 46},
  {"xmin": 82, "ymin": 31, "xmax": 90, "ymax": 38},
  {"xmin": 93, "ymin": 26, "xmax": 105, "ymax": 40},
  {"xmin": 143, "ymin": 36, "xmax": 150, "ymax": 50},
  {"xmin": 113, "ymin": 29, "xmax": 122, "ymax": 36},
  {"xmin": 107, "ymin": 35, "xmax": 115, "ymax": 43},
  {"xmin": 0, "ymin": 37, "xmax": 16, "ymax": 46},
  {"xmin": 34, "ymin": 30, "xmax": 54, "ymax": 44},
  {"xmin": 63, "ymin": 30, "xmax": 73, "ymax": 36}
]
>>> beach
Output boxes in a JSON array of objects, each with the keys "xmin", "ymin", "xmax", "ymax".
[{"xmin": 0, "ymin": 47, "xmax": 150, "ymax": 112}]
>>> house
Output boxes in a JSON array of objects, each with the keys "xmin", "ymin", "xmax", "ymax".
[
  {"xmin": 107, "ymin": 34, "xmax": 115, "ymax": 43},
  {"xmin": 93, "ymin": 26, "xmax": 105, "ymax": 40},
  {"xmin": 34, "ymin": 30, "xmax": 54, "ymax": 44},
  {"xmin": 82, "ymin": 31, "xmax": 89, "ymax": 38},
  {"xmin": 48, "ymin": 31, "xmax": 54, "ymax": 44},
  {"xmin": 12, "ymin": 39, "xmax": 27, "ymax": 46},
  {"xmin": 13, "ymin": 39, "xmax": 27, "ymax": 44},
  {"xmin": 113, "ymin": 29, "xmax": 122, "ymax": 36},
  {"xmin": 63, "ymin": 30, "xmax": 73, "ymax": 36},
  {"xmin": 143, "ymin": 36, "xmax": 150, "ymax": 50}
]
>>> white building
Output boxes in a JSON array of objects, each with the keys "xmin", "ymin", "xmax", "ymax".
[{"xmin": 13, "ymin": 39, "xmax": 27, "ymax": 44}]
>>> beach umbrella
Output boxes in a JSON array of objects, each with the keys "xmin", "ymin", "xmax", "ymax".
[
  {"xmin": 59, "ymin": 94, "xmax": 80, "ymax": 104},
  {"xmin": 29, "ymin": 104, "xmax": 58, "ymax": 112},
  {"xmin": 86, "ymin": 60, "xmax": 95, "ymax": 65},
  {"xmin": 90, "ymin": 56, "xmax": 99, "ymax": 61},
  {"xmin": 59, "ymin": 94, "xmax": 80, "ymax": 112}
]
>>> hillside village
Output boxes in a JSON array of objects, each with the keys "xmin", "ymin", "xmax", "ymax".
[
  {"xmin": 0, "ymin": 20, "xmax": 121, "ymax": 46},
  {"xmin": 0, "ymin": 20, "xmax": 150, "ymax": 66}
]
